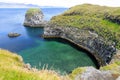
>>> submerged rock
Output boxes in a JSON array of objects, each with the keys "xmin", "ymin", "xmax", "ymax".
[
  {"xmin": 8, "ymin": 32, "xmax": 21, "ymax": 38},
  {"xmin": 23, "ymin": 8, "xmax": 47, "ymax": 27}
]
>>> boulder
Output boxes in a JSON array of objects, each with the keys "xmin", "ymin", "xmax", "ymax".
[
  {"xmin": 23, "ymin": 8, "xmax": 47, "ymax": 27},
  {"xmin": 8, "ymin": 32, "xmax": 21, "ymax": 38},
  {"xmin": 75, "ymin": 67, "xmax": 115, "ymax": 80}
]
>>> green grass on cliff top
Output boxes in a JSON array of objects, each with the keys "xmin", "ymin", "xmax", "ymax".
[
  {"xmin": 26, "ymin": 8, "xmax": 40, "ymax": 14},
  {"xmin": 50, "ymin": 4, "xmax": 120, "ymax": 49},
  {"xmin": 26, "ymin": 8, "xmax": 41, "ymax": 17}
]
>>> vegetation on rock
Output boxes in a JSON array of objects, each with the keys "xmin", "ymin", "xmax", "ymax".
[
  {"xmin": 69, "ymin": 67, "xmax": 86, "ymax": 79},
  {"xmin": 100, "ymin": 52, "xmax": 120, "ymax": 79},
  {"xmin": 50, "ymin": 4, "xmax": 120, "ymax": 49},
  {"xmin": 24, "ymin": 8, "xmax": 46, "ymax": 27},
  {"xmin": 100, "ymin": 62, "xmax": 120, "ymax": 79},
  {"xmin": 26, "ymin": 8, "xmax": 41, "ymax": 17}
]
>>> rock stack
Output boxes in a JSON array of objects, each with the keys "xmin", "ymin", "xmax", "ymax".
[{"xmin": 24, "ymin": 8, "xmax": 47, "ymax": 27}]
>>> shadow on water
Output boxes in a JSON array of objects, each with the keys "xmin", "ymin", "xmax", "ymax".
[
  {"xmin": 24, "ymin": 27, "xmax": 44, "ymax": 38},
  {"xmin": 44, "ymin": 38, "xmax": 100, "ymax": 69}
]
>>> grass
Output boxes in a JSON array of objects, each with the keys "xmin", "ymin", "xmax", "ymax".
[
  {"xmin": 69, "ymin": 67, "xmax": 86, "ymax": 79},
  {"xmin": 50, "ymin": 4, "xmax": 120, "ymax": 49},
  {"xmin": 0, "ymin": 49, "xmax": 70, "ymax": 80},
  {"xmin": 100, "ymin": 63, "xmax": 118, "ymax": 71},
  {"xmin": 26, "ymin": 8, "xmax": 41, "ymax": 18}
]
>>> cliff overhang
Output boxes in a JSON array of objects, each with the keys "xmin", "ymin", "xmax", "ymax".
[{"xmin": 43, "ymin": 25, "xmax": 116, "ymax": 67}]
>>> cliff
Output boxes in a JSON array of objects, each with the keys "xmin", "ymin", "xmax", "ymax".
[
  {"xmin": 49, "ymin": 4, "xmax": 120, "ymax": 49},
  {"xmin": 43, "ymin": 4, "xmax": 120, "ymax": 66}
]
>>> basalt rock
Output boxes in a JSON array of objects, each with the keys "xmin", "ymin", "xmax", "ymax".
[
  {"xmin": 23, "ymin": 8, "xmax": 47, "ymax": 27},
  {"xmin": 43, "ymin": 25, "xmax": 116, "ymax": 66}
]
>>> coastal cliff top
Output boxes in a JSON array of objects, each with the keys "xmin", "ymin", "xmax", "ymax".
[
  {"xmin": 25, "ymin": 8, "xmax": 42, "ymax": 17},
  {"xmin": 50, "ymin": 4, "xmax": 120, "ymax": 49}
]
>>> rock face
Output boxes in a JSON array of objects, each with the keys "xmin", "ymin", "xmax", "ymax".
[
  {"xmin": 43, "ymin": 25, "xmax": 116, "ymax": 66},
  {"xmin": 75, "ymin": 67, "xmax": 115, "ymax": 80},
  {"xmin": 8, "ymin": 32, "xmax": 21, "ymax": 38},
  {"xmin": 24, "ymin": 8, "xmax": 47, "ymax": 27},
  {"xmin": 105, "ymin": 14, "xmax": 120, "ymax": 24}
]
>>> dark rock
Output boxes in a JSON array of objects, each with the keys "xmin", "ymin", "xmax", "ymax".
[{"xmin": 8, "ymin": 32, "xmax": 21, "ymax": 38}]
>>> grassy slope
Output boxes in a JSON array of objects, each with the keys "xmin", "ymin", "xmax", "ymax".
[
  {"xmin": 50, "ymin": 4, "xmax": 120, "ymax": 49},
  {"xmin": 0, "ymin": 49, "xmax": 70, "ymax": 80}
]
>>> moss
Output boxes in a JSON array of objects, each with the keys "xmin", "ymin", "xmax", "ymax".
[
  {"xmin": 69, "ymin": 67, "xmax": 86, "ymax": 79},
  {"xmin": 50, "ymin": 4, "xmax": 120, "ymax": 49},
  {"xmin": 100, "ymin": 63, "xmax": 118, "ymax": 71},
  {"xmin": 115, "ymin": 60, "xmax": 120, "ymax": 66}
]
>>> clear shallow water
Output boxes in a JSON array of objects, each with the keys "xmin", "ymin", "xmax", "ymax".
[{"xmin": 0, "ymin": 8, "xmax": 97, "ymax": 73}]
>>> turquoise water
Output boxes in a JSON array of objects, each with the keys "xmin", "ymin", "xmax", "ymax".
[{"xmin": 0, "ymin": 8, "xmax": 97, "ymax": 73}]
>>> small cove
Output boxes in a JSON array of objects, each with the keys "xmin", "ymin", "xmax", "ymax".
[{"xmin": 0, "ymin": 8, "xmax": 98, "ymax": 73}]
